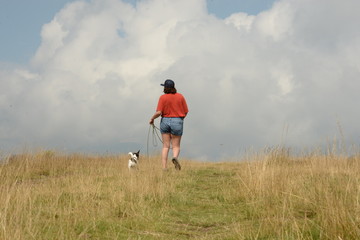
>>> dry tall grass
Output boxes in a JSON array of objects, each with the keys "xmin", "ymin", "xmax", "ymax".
[
  {"xmin": 0, "ymin": 151, "xmax": 177, "ymax": 239},
  {"xmin": 1, "ymin": 149, "xmax": 360, "ymax": 239},
  {"xmin": 230, "ymin": 148, "xmax": 360, "ymax": 239}
]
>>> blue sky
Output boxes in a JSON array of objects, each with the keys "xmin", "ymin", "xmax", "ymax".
[
  {"xmin": 1, "ymin": 0, "xmax": 360, "ymax": 160},
  {"xmin": 0, "ymin": 0, "xmax": 274, "ymax": 64}
]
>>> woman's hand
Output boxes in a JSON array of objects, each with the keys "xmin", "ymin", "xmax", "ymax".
[{"xmin": 149, "ymin": 111, "xmax": 162, "ymax": 125}]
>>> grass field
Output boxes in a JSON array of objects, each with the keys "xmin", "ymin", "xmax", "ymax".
[{"xmin": 1, "ymin": 149, "xmax": 360, "ymax": 239}]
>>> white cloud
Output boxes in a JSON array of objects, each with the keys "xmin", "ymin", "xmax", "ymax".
[
  {"xmin": 254, "ymin": 1, "xmax": 294, "ymax": 41},
  {"xmin": 1, "ymin": 0, "xmax": 360, "ymax": 159},
  {"xmin": 225, "ymin": 12, "xmax": 255, "ymax": 32}
]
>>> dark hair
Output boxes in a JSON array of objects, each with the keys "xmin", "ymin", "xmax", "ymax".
[{"xmin": 163, "ymin": 87, "xmax": 177, "ymax": 94}]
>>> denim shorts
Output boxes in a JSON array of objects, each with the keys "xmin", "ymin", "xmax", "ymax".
[{"xmin": 160, "ymin": 117, "xmax": 184, "ymax": 136}]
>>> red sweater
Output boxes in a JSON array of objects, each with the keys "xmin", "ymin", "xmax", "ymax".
[{"xmin": 156, "ymin": 93, "xmax": 188, "ymax": 118}]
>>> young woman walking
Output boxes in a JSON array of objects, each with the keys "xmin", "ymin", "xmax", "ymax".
[{"xmin": 149, "ymin": 79, "xmax": 189, "ymax": 170}]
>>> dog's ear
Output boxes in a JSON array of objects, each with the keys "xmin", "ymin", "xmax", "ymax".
[{"xmin": 136, "ymin": 150, "xmax": 140, "ymax": 155}]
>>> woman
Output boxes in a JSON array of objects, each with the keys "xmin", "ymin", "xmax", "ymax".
[{"xmin": 149, "ymin": 79, "xmax": 189, "ymax": 170}]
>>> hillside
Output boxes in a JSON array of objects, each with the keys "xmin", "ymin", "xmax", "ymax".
[{"xmin": 1, "ymin": 150, "xmax": 360, "ymax": 239}]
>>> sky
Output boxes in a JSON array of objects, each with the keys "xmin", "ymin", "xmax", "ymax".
[
  {"xmin": 1, "ymin": 0, "xmax": 360, "ymax": 161},
  {"xmin": 0, "ymin": 0, "xmax": 274, "ymax": 64}
]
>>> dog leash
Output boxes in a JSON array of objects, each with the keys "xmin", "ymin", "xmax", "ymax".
[{"xmin": 146, "ymin": 124, "xmax": 163, "ymax": 158}]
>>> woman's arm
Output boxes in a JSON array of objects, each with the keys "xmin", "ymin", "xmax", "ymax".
[{"xmin": 149, "ymin": 111, "xmax": 162, "ymax": 125}]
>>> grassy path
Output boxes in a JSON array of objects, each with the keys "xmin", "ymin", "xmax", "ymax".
[{"xmin": 143, "ymin": 165, "xmax": 247, "ymax": 239}]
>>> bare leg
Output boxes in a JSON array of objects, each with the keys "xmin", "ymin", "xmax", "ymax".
[
  {"xmin": 161, "ymin": 133, "xmax": 171, "ymax": 169},
  {"xmin": 171, "ymin": 135, "xmax": 182, "ymax": 170},
  {"xmin": 171, "ymin": 135, "xmax": 182, "ymax": 159}
]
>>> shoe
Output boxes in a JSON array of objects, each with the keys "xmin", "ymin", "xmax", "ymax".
[{"xmin": 172, "ymin": 158, "xmax": 181, "ymax": 170}]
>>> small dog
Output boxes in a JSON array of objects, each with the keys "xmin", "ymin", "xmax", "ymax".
[{"xmin": 128, "ymin": 150, "xmax": 140, "ymax": 169}]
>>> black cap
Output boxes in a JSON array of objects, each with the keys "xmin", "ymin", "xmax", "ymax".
[{"xmin": 160, "ymin": 79, "xmax": 175, "ymax": 88}]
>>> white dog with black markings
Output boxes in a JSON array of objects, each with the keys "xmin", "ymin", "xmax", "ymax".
[{"xmin": 128, "ymin": 150, "xmax": 140, "ymax": 169}]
